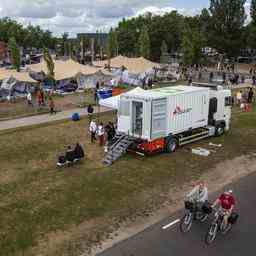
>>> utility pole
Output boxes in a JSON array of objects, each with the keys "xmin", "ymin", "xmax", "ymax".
[
  {"xmin": 80, "ymin": 38, "xmax": 83, "ymax": 64},
  {"xmin": 91, "ymin": 38, "xmax": 95, "ymax": 64}
]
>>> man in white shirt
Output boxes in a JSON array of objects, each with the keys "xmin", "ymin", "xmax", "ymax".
[
  {"xmin": 27, "ymin": 92, "xmax": 32, "ymax": 106},
  {"xmin": 97, "ymin": 122, "xmax": 105, "ymax": 146},
  {"xmin": 186, "ymin": 182, "xmax": 208, "ymax": 205},
  {"xmin": 89, "ymin": 120, "xmax": 97, "ymax": 143}
]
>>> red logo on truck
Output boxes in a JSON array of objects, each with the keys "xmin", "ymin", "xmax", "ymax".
[{"xmin": 173, "ymin": 106, "xmax": 192, "ymax": 116}]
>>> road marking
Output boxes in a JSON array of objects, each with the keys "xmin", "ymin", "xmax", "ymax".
[{"xmin": 162, "ymin": 219, "xmax": 180, "ymax": 230}]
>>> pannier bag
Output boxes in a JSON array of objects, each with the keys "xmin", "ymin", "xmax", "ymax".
[{"xmin": 228, "ymin": 212, "xmax": 239, "ymax": 224}]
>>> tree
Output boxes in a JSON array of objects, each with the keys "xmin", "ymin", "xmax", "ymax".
[
  {"xmin": 107, "ymin": 28, "xmax": 118, "ymax": 61},
  {"xmin": 191, "ymin": 31, "xmax": 204, "ymax": 64},
  {"xmin": 208, "ymin": 0, "xmax": 246, "ymax": 58},
  {"xmin": 199, "ymin": 8, "xmax": 211, "ymax": 44},
  {"xmin": 160, "ymin": 40, "xmax": 168, "ymax": 63},
  {"xmin": 62, "ymin": 32, "xmax": 69, "ymax": 56},
  {"xmin": 181, "ymin": 33, "xmax": 194, "ymax": 66},
  {"xmin": 251, "ymin": 0, "xmax": 256, "ymax": 24},
  {"xmin": 8, "ymin": 37, "xmax": 21, "ymax": 71},
  {"xmin": 138, "ymin": 26, "xmax": 150, "ymax": 59},
  {"xmin": 161, "ymin": 40, "xmax": 168, "ymax": 56},
  {"xmin": 43, "ymin": 47, "xmax": 55, "ymax": 82},
  {"xmin": 181, "ymin": 29, "xmax": 204, "ymax": 66}
]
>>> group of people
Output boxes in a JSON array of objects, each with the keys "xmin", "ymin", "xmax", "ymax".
[
  {"xmin": 26, "ymin": 89, "xmax": 56, "ymax": 115},
  {"xmin": 58, "ymin": 143, "xmax": 85, "ymax": 166},
  {"xmin": 89, "ymin": 119, "xmax": 116, "ymax": 149},
  {"xmin": 236, "ymin": 88, "xmax": 254, "ymax": 106},
  {"xmin": 186, "ymin": 182, "xmax": 236, "ymax": 229}
]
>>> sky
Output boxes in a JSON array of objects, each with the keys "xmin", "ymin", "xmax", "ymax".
[{"xmin": 0, "ymin": 0, "xmax": 251, "ymax": 37}]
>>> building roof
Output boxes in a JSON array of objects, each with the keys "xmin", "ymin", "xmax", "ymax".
[
  {"xmin": 93, "ymin": 55, "xmax": 160, "ymax": 74},
  {"xmin": 28, "ymin": 59, "xmax": 99, "ymax": 80},
  {"xmin": 0, "ymin": 68, "xmax": 37, "ymax": 83},
  {"xmin": 122, "ymin": 86, "xmax": 209, "ymax": 100}
]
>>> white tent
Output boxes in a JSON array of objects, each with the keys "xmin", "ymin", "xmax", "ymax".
[{"xmin": 99, "ymin": 87, "xmax": 145, "ymax": 109}]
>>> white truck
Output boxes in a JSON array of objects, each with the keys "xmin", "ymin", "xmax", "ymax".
[{"xmin": 116, "ymin": 84, "xmax": 232, "ymax": 154}]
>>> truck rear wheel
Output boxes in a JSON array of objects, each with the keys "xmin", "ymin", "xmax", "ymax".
[{"xmin": 166, "ymin": 138, "xmax": 178, "ymax": 153}]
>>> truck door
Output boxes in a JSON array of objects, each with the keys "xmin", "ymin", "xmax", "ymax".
[
  {"xmin": 132, "ymin": 101, "xmax": 143, "ymax": 136},
  {"xmin": 208, "ymin": 97, "xmax": 217, "ymax": 125},
  {"xmin": 118, "ymin": 100, "xmax": 131, "ymax": 134},
  {"xmin": 151, "ymin": 98, "xmax": 167, "ymax": 140}
]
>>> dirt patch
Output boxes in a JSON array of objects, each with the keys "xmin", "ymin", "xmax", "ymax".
[
  {"xmin": 21, "ymin": 154, "xmax": 256, "ymax": 256},
  {"xmin": 90, "ymin": 154, "xmax": 256, "ymax": 256}
]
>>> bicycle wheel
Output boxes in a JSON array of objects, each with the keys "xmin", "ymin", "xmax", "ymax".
[
  {"xmin": 180, "ymin": 213, "xmax": 193, "ymax": 233},
  {"xmin": 205, "ymin": 223, "xmax": 218, "ymax": 245}
]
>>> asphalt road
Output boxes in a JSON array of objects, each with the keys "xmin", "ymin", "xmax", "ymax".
[{"xmin": 98, "ymin": 173, "xmax": 256, "ymax": 256}]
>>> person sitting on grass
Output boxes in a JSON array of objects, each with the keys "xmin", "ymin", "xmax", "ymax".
[
  {"xmin": 74, "ymin": 143, "xmax": 85, "ymax": 159},
  {"xmin": 65, "ymin": 146, "xmax": 75, "ymax": 162}
]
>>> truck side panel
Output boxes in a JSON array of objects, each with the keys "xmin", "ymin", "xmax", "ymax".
[
  {"xmin": 151, "ymin": 98, "xmax": 167, "ymax": 140},
  {"xmin": 167, "ymin": 91, "xmax": 209, "ymax": 135}
]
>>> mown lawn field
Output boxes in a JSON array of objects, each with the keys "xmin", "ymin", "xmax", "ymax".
[{"xmin": 0, "ymin": 104, "xmax": 256, "ymax": 256}]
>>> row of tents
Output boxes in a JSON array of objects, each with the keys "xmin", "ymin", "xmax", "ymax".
[{"xmin": 0, "ymin": 56, "xmax": 161, "ymax": 100}]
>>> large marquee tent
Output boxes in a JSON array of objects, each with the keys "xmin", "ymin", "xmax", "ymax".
[{"xmin": 93, "ymin": 55, "xmax": 160, "ymax": 86}]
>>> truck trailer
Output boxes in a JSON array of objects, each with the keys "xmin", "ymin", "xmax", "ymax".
[{"xmin": 103, "ymin": 85, "xmax": 232, "ymax": 165}]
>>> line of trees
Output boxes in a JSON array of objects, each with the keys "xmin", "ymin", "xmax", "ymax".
[
  {"xmin": 107, "ymin": 0, "xmax": 256, "ymax": 65},
  {"xmin": 0, "ymin": 17, "xmax": 56, "ymax": 50}
]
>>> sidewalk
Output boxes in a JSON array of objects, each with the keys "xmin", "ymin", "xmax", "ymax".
[{"xmin": 0, "ymin": 107, "xmax": 111, "ymax": 132}]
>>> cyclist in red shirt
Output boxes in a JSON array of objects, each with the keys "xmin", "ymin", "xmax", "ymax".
[{"xmin": 212, "ymin": 190, "xmax": 235, "ymax": 228}]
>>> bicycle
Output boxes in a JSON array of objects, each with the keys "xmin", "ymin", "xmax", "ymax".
[
  {"xmin": 205, "ymin": 207, "xmax": 238, "ymax": 245},
  {"xmin": 180, "ymin": 201, "xmax": 211, "ymax": 233}
]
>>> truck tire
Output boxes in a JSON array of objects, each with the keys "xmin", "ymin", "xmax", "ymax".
[
  {"xmin": 166, "ymin": 138, "xmax": 178, "ymax": 153},
  {"xmin": 215, "ymin": 124, "xmax": 225, "ymax": 137}
]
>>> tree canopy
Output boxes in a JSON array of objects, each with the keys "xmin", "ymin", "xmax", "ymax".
[
  {"xmin": 208, "ymin": 0, "xmax": 246, "ymax": 58},
  {"xmin": 0, "ymin": 17, "xmax": 56, "ymax": 50},
  {"xmin": 8, "ymin": 37, "xmax": 21, "ymax": 71},
  {"xmin": 110, "ymin": 1, "xmax": 252, "ymax": 61},
  {"xmin": 138, "ymin": 26, "xmax": 151, "ymax": 59}
]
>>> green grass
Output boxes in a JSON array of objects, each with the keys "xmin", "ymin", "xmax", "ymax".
[
  {"xmin": 0, "ymin": 105, "xmax": 256, "ymax": 255},
  {"xmin": 0, "ymin": 91, "xmax": 95, "ymax": 120}
]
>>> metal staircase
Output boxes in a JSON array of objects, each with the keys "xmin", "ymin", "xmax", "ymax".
[{"xmin": 103, "ymin": 133, "xmax": 136, "ymax": 166}]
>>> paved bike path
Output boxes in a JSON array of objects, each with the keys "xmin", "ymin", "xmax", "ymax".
[
  {"xmin": 98, "ymin": 172, "xmax": 256, "ymax": 256},
  {"xmin": 0, "ymin": 107, "xmax": 111, "ymax": 131}
]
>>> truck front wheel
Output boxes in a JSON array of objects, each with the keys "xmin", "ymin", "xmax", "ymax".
[
  {"xmin": 166, "ymin": 138, "xmax": 178, "ymax": 153},
  {"xmin": 215, "ymin": 124, "xmax": 225, "ymax": 137}
]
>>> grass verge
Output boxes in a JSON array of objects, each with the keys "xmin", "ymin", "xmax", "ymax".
[{"xmin": 0, "ymin": 106, "xmax": 255, "ymax": 256}]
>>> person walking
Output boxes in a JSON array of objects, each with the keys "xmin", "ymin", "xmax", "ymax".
[
  {"xmin": 27, "ymin": 92, "xmax": 32, "ymax": 106},
  {"xmin": 236, "ymin": 91, "xmax": 242, "ymax": 106},
  {"xmin": 94, "ymin": 88, "xmax": 98, "ymax": 104},
  {"xmin": 248, "ymin": 88, "xmax": 254, "ymax": 103},
  {"xmin": 89, "ymin": 120, "xmax": 97, "ymax": 143},
  {"xmin": 97, "ymin": 122, "xmax": 105, "ymax": 146},
  {"xmin": 49, "ymin": 96, "xmax": 56, "ymax": 115},
  {"xmin": 87, "ymin": 104, "xmax": 94, "ymax": 123}
]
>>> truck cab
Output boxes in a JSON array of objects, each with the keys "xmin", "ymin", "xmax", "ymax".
[{"xmin": 208, "ymin": 86, "xmax": 232, "ymax": 135}]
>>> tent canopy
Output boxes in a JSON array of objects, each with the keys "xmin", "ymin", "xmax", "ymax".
[
  {"xmin": 93, "ymin": 55, "xmax": 160, "ymax": 74},
  {"xmin": 0, "ymin": 69, "xmax": 37, "ymax": 83},
  {"xmin": 99, "ymin": 87, "xmax": 145, "ymax": 109},
  {"xmin": 28, "ymin": 59, "xmax": 99, "ymax": 81}
]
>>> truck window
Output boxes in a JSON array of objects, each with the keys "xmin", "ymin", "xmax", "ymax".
[
  {"xmin": 209, "ymin": 97, "xmax": 218, "ymax": 113},
  {"xmin": 119, "ymin": 101, "xmax": 130, "ymax": 116},
  {"xmin": 225, "ymin": 96, "xmax": 232, "ymax": 106}
]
